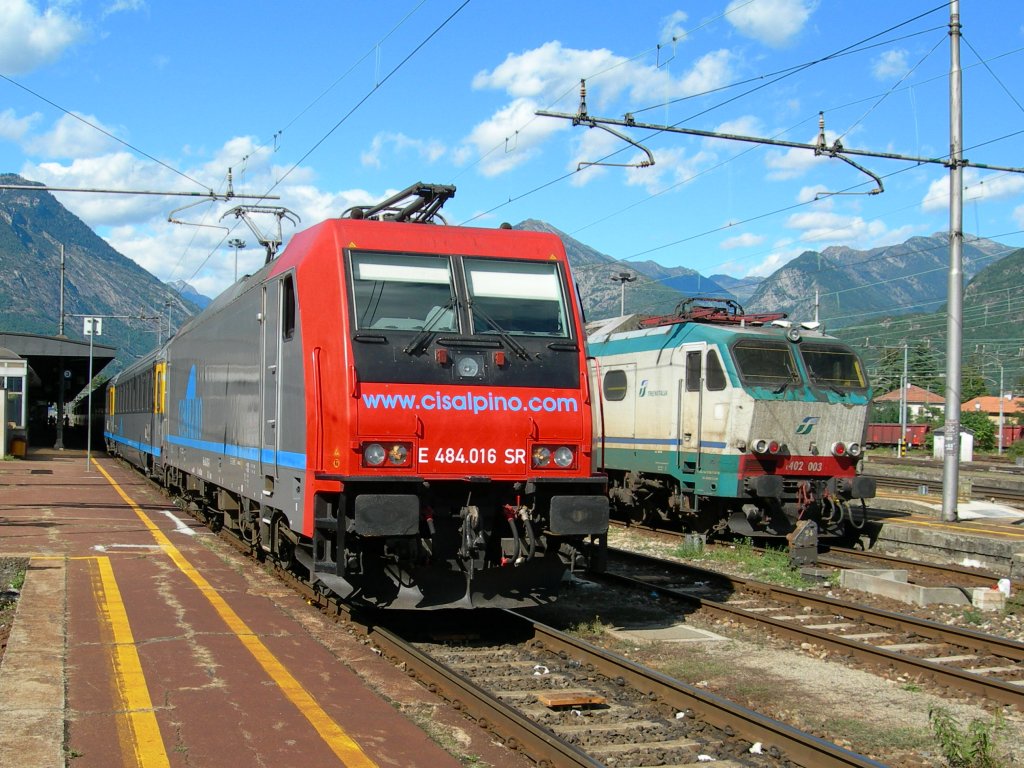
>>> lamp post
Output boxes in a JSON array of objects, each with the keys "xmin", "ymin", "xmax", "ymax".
[
  {"xmin": 997, "ymin": 361, "xmax": 1005, "ymax": 455},
  {"xmin": 229, "ymin": 238, "xmax": 246, "ymax": 283},
  {"xmin": 610, "ymin": 271, "xmax": 636, "ymax": 316},
  {"xmin": 83, "ymin": 317, "xmax": 102, "ymax": 471}
]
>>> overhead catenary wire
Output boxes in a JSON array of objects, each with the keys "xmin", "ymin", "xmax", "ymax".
[
  {"xmin": 0, "ymin": 73, "xmax": 213, "ymax": 192},
  {"xmin": 461, "ymin": 5, "xmax": 1022, "ymax": 299},
  {"xmin": 175, "ymin": 1, "xmax": 475, "ymax": 291}
]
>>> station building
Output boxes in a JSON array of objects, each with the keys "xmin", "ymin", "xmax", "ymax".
[{"xmin": 0, "ymin": 331, "xmax": 116, "ymax": 453}]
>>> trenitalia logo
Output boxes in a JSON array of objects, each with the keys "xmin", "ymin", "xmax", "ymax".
[
  {"xmin": 361, "ymin": 391, "xmax": 581, "ymax": 415},
  {"xmin": 796, "ymin": 416, "xmax": 820, "ymax": 435}
]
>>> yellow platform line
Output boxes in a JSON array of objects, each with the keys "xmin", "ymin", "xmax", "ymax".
[
  {"xmin": 92, "ymin": 458, "xmax": 379, "ymax": 768},
  {"xmin": 93, "ymin": 555, "xmax": 170, "ymax": 768}
]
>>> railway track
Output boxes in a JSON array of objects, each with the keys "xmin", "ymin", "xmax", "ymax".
[
  {"xmin": 191, "ymin": 494, "xmax": 884, "ymax": 767},
  {"xmin": 869, "ymin": 455, "xmax": 1024, "ymax": 476},
  {"xmin": 152, "ymin": 462, "xmax": 1016, "ymax": 765},
  {"xmin": 379, "ymin": 610, "xmax": 886, "ymax": 768},
  {"xmin": 609, "ymin": 518, "xmax": 1015, "ymax": 590},
  {"xmin": 867, "ymin": 473, "xmax": 1024, "ymax": 507},
  {"xmin": 602, "ymin": 547, "xmax": 1024, "ymax": 711}
]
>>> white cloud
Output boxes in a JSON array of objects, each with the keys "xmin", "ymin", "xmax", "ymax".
[
  {"xmin": 725, "ymin": 0, "xmax": 816, "ymax": 48},
  {"xmin": 713, "ymin": 115, "xmax": 763, "ymax": 138},
  {"xmin": 568, "ymin": 127, "xmax": 619, "ymax": 187},
  {"xmin": 466, "ymin": 41, "xmax": 737, "ymax": 176},
  {"xmin": 473, "ymin": 40, "xmax": 737, "ymax": 108},
  {"xmin": 721, "ymin": 232, "xmax": 765, "ymax": 250},
  {"xmin": 0, "ymin": 0, "xmax": 83, "ymax": 75},
  {"xmin": 786, "ymin": 210, "xmax": 890, "ymax": 244},
  {"xmin": 103, "ymin": 0, "xmax": 146, "ymax": 17},
  {"xmin": 745, "ymin": 249, "xmax": 794, "ymax": 277},
  {"xmin": 660, "ymin": 11, "xmax": 689, "ymax": 45},
  {"xmin": 22, "ymin": 153, "xmax": 176, "ymax": 224},
  {"xmin": 797, "ymin": 184, "xmax": 831, "ymax": 204},
  {"xmin": 765, "ymin": 143, "xmax": 827, "ymax": 180},
  {"xmin": 922, "ymin": 169, "xmax": 1024, "ymax": 213},
  {"xmin": 24, "ymin": 112, "xmax": 123, "ymax": 158},
  {"xmin": 872, "ymin": 49, "xmax": 909, "ymax": 80},
  {"xmin": 672, "ymin": 50, "xmax": 735, "ymax": 102},
  {"xmin": 360, "ymin": 132, "xmax": 446, "ymax": 169},
  {"xmin": 920, "ymin": 175, "xmax": 948, "ymax": 212},
  {"xmin": 1014, "ymin": 203, "xmax": 1024, "ymax": 229},
  {"xmin": 626, "ymin": 145, "xmax": 714, "ymax": 194},
  {"xmin": 19, "ymin": 128, "xmax": 394, "ymax": 297},
  {"xmin": 963, "ymin": 172, "xmax": 1024, "ymax": 204},
  {"xmin": 0, "ymin": 108, "xmax": 40, "ymax": 142},
  {"xmin": 461, "ymin": 98, "xmax": 566, "ymax": 177},
  {"xmin": 472, "ymin": 42, "xmax": 622, "ymax": 103}
]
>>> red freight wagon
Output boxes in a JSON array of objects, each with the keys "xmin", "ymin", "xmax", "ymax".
[{"xmin": 865, "ymin": 423, "xmax": 929, "ymax": 448}]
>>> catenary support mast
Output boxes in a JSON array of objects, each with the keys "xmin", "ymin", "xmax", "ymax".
[{"xmin": 941, "ymin": 1, "xmax": 963, "ymax": 523}]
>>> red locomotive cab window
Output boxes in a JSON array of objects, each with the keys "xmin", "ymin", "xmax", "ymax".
[
  {"xmin": 464, "ymin": 259, "xmax": 570, "ymax": 338},
  {"xmin": 282, "ymin": 275, "xmax": 296, "ymax": 340},
  {"xmin": 350, "ymin": 252, "xmax": 457, "ymax": 332}
]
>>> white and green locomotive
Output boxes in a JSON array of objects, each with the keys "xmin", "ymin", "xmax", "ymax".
[{"xmin": 588, "ymin": 299, "xmax": 876, "ymax": 539}]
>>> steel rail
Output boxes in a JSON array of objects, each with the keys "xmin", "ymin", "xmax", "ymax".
[
  {"xmin": 525, "ymin": 615, "xmax": 886, "ymax": 768},
  {"xmin": 605, "ymin": 548, "xmax": 1024, "ymax": 709},
  {"xmin": 363, "ymin": 620, "xmax": 602, "ymax": 768},
  {"xmin": 207, "ymin": 515, "xmax": 884, "ymax": 766}
]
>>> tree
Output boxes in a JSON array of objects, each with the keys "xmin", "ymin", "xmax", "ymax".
[
  {"xmin": 960, "ymin": 362, "xmax": 988, "ymax": 403},
  {"xmin": 871, "ymin": 347, "xmax": 903, "ymax": 393},
  {"xmin": 959, "ymin": 410, "xmax": 996, "ymax": 452},
  {"xmin": 870, "ymin": 402, "xmax": 901, "ymax": 423},
  {"xmin": 908, "ymin": 342, "xmax": 942, "ymax": 395}
]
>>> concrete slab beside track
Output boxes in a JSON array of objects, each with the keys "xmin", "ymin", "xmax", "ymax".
[
  {"xmin": 0, "ymin": 449, "xmax": 523, "ymax": 768},
  {"xmin": 868, "ymin": 494, "xmax": 1024, "ymax": 578}
]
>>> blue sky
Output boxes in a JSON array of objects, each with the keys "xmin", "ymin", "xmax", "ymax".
[{"xmin": 1, "ymin": 0, "xmax": 1022, "ymax": 299}]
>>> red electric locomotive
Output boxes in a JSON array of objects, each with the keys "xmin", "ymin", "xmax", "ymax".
[{"xmin": 110, "ymin": 183, "xmax": 608, "ymax": 610}]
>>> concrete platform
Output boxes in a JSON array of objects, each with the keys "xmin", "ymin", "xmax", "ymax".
[
  {"xmin": 867, "ymin": 495, "xmax": 1024, "ymax": 578},
  {"xmin": 0, "ymin": 450, "xmax": 529, "ymax": 768}
]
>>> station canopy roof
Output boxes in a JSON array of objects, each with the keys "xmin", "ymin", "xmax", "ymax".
[{"xmin": 0, "ymin": 332, "xmax": 116, "ymax": 403}]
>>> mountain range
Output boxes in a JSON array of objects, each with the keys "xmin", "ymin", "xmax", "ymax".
[
  {"xmin": 1, "ymin": 174, "xmax": 1020, "ymax": 381},
  {"xmin": 0, "ymin": 174, "xmax": 200, "ymax": 366},
  {"xmin": 515, "ymin": 219, "xmax": 1016, "ymax": 329}
]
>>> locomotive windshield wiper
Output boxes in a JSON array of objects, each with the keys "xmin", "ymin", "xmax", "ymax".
[
  {"xmin": 404, "ymin": 298, "xmax": 457, "ymax": 356},
  {"xmin": 469, "ymin": 303, "xmax": 531, "ymax": 360}
]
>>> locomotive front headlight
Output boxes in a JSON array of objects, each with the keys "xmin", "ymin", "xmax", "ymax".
[
  {"xmin": 456, "ymin": 355, "xmax": 480, "ymax": 378},
  {"xmin": 363, "ymin": 443, "xmax": 386, "ymax": 466},
  {"xmin": 831, "ymin": 441, "xmax": 847, "ymax": 457},
  {"xmin": 847, "ymin": 442, "xmax": 862, "ymax": 458},
  {"xmin": 388, "ymin": 443, "xmax": 410, "ymax": 465},
  {"xmin": 752, "ymin": 438, "xmax": 769, "ymax": 454},
  {"xmin": 553, "ymin": 446, "xmax": 574, "ymax": 468},
  {"xmin": 532, "ymin": 446, "xmax": 552, "ymax": 467}
]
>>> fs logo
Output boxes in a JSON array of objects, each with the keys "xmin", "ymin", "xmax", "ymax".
[
  {"xmin": 639, "ymin": 379, "xmax": 648, "ymax": 397},
  {"xmin": 796, "ymin": 416, "xmax": 819, "ymax": 435}
]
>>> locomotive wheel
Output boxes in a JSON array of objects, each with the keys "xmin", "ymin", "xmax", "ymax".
[{"xmin": 272, "ymin": 516, "xmax": 298, "ymax": 568}]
